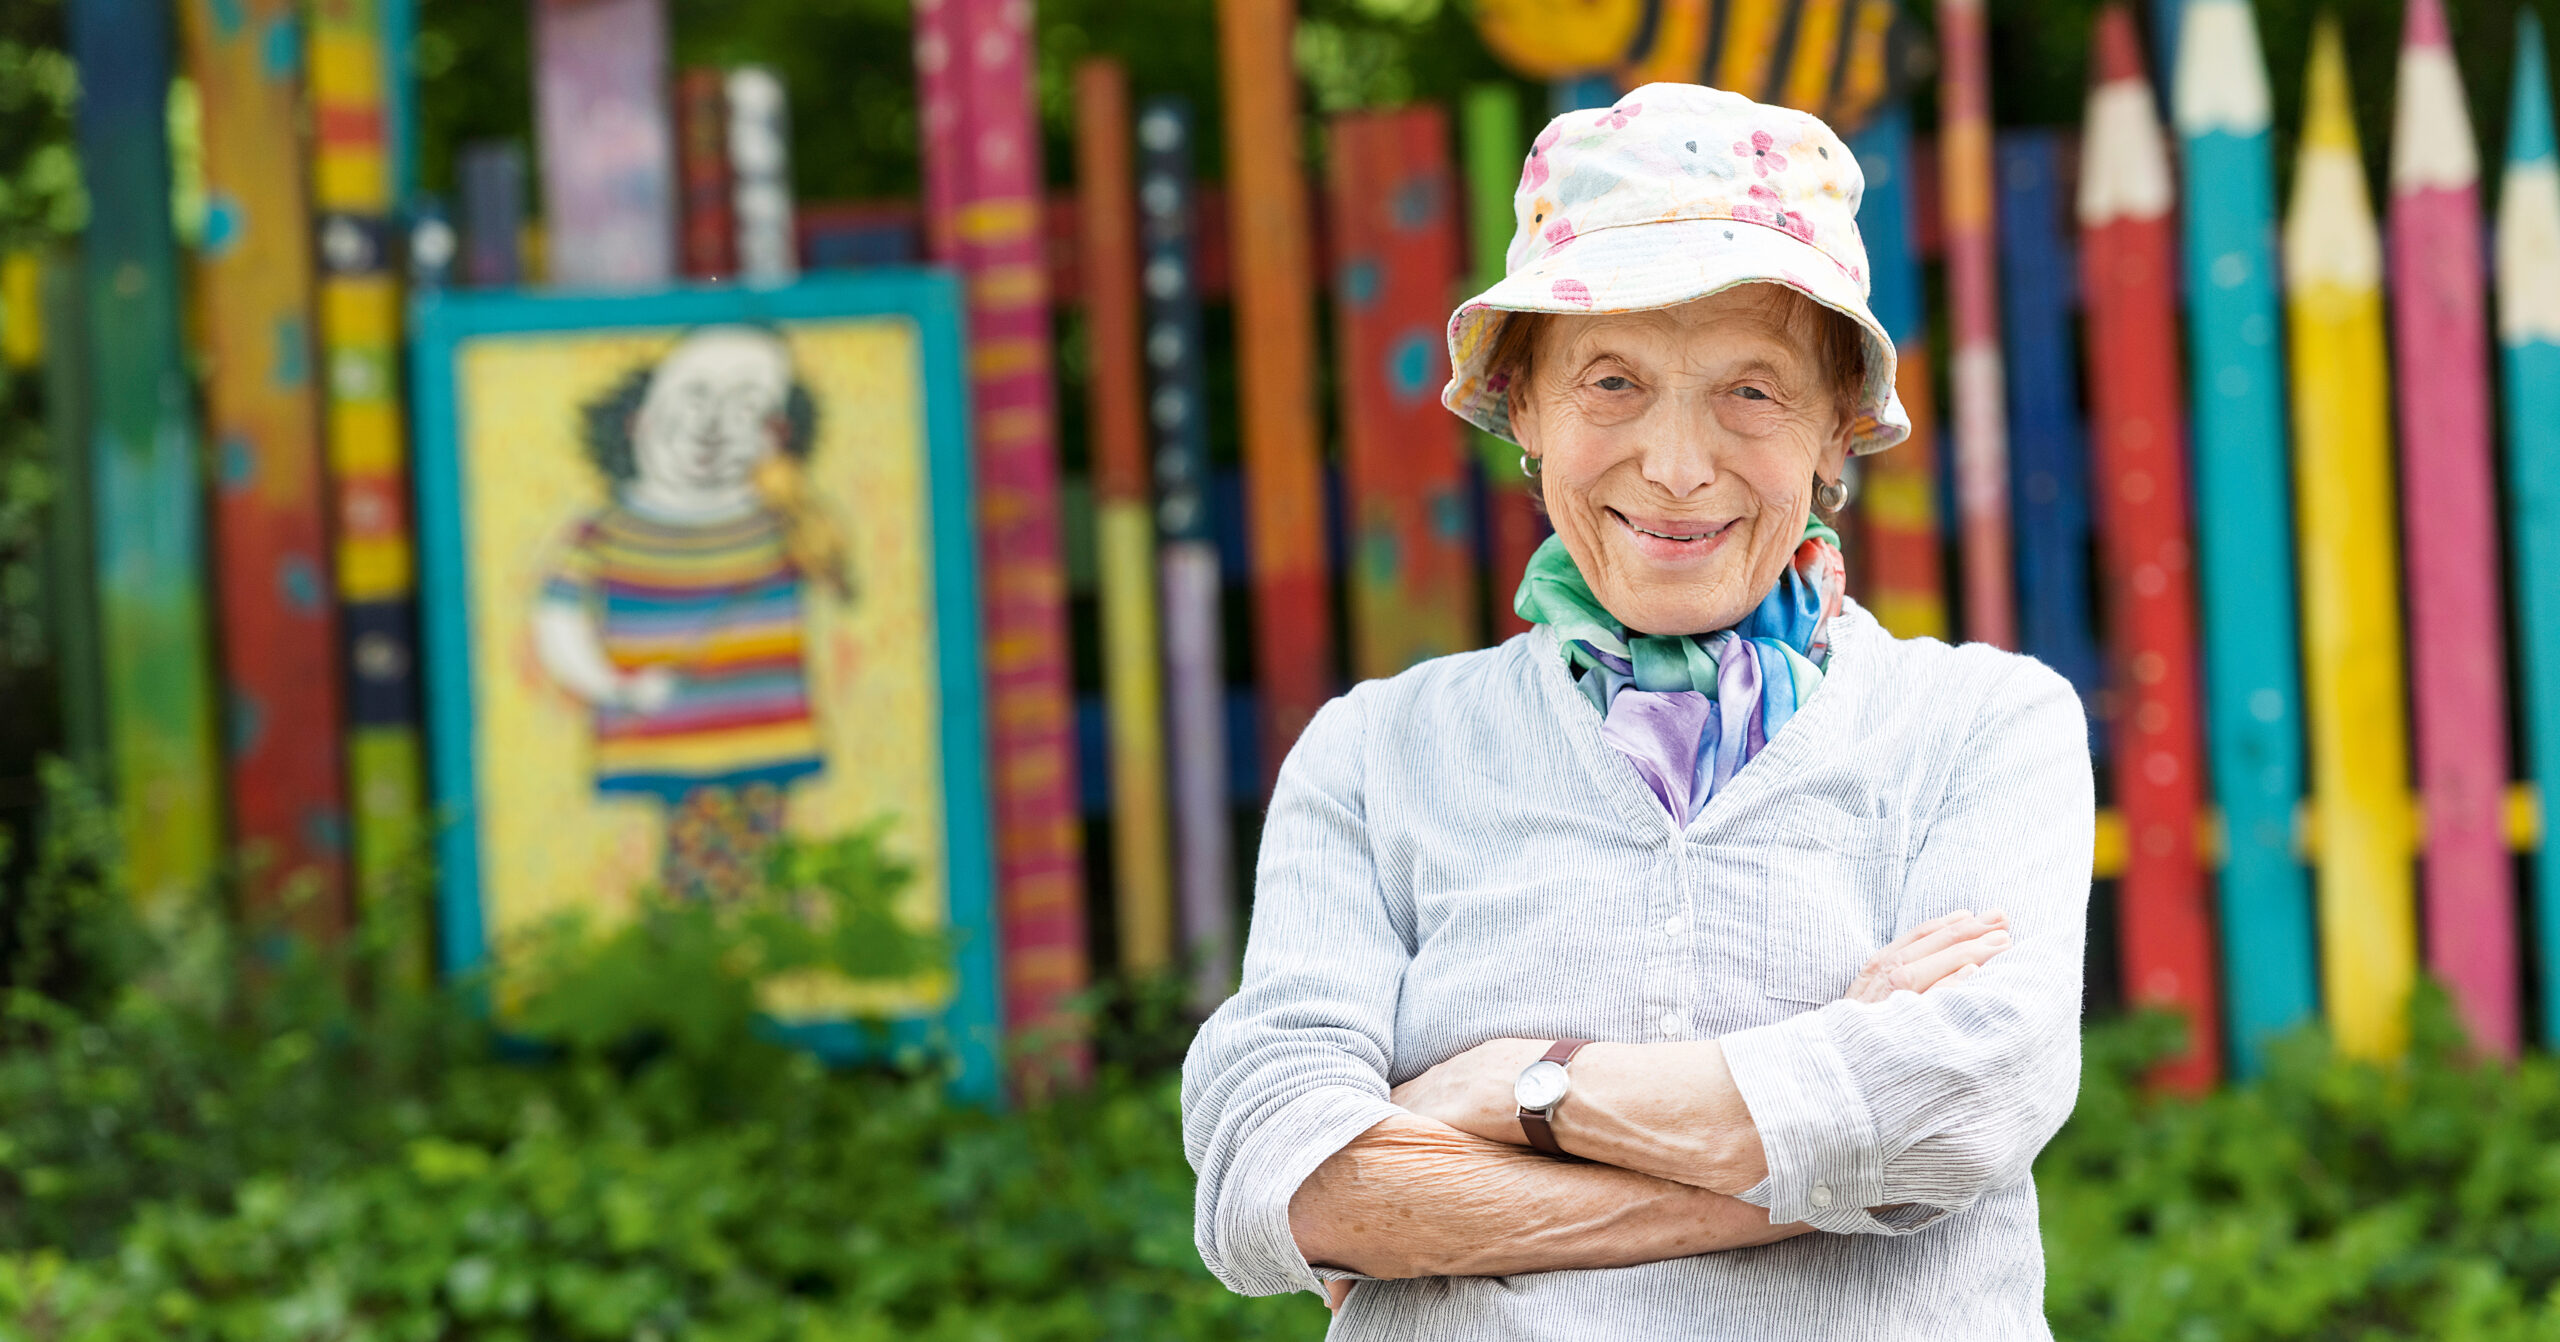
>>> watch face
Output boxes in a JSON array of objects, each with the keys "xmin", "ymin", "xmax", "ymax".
[{"xmin": 1514, "ymin": 1059, "xmax": 1569, "ymax": 1112}]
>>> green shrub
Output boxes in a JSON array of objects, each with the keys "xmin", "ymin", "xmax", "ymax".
[
  {"xmin": 23, "ymin": 767, "xmax": 2560, "ymax": 1338},
  {"xmin": 2043, "ymin": 994, "xmax": 2560, "ymax": 1341},
  {"xmin": 0, "ymin": 780, "xmax": 1312, "ymax": 1340}
]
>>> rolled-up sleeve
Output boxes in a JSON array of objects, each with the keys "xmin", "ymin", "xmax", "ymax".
[
  {"xmin": 1720, "ymin": 660, "xmax": 2093, "ymax": 1235},
  {"xmin": 1181, "ymin": 691, "xmax": 1412, "ymax": 1297}
]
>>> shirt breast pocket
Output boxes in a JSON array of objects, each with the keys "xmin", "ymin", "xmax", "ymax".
[{"xmin": 1757, "ymin": 805, "xmax": 1901, "ymax": 1006}]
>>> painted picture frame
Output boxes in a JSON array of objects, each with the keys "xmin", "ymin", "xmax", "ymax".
[{"xmin": 409, "ymin": 271, "xmax": 999, "ymax": 1098}]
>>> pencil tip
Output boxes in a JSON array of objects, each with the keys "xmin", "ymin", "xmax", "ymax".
[{"xmin": 2095, "ymin": 5, "xmax": 2147, "ymax": 85}]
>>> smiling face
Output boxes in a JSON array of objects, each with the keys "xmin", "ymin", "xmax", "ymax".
[
  {"xmin": 626, "ymin": 328, "xmax": 794, "ymax": 517},
  {"xmin": 1508, "ymin": 285, "xmax": 1856, "ymax": 636}
]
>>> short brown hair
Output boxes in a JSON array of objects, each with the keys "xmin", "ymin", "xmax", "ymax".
[{"xmin": 1488, "ymin": 286, "xmax": 1868, "ymax": 429}]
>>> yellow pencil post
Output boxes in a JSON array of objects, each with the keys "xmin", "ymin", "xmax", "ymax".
[{"xmin": 2284, "ymin": 19, "xmax": 2416, "ymax": 1059}]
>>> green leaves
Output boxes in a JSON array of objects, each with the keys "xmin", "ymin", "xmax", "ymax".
[{"xmin": 2042, "ymin": 989, "xmax": 2560, "ymax": 1341}]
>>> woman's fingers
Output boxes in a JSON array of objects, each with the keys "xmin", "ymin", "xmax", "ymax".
[
  {"xmin": 1874, "ymin": 909, "xmax": 2006, "ymax": 965},
  {"xmin": 1844, "ymin": 919, "xmax": 2012, "ymax": 1002},
  {"xmin": 1893, "ymin": 929, "xmax": 2011, "ymax": 994}
]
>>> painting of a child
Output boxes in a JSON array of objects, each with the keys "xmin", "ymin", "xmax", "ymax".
[{"xmin": 532, "ymin": 325, "xmax": 853, "ymax": 899}]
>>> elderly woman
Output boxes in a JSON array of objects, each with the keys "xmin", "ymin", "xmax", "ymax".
[{"xmin": 1182, "ymin": 83, "xmax": 2092, "ymax": 1338}]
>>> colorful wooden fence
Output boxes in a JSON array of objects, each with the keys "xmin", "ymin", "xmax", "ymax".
[
  {"xmin": 2174, "ymin": 0, "xmax": 2315, "ymax": 1078},
  {"xmin": 1216, "ymin": 0, "xmax": 1334, "ymax": 793},
  {"xmin": 1463, "ymin": 83, "xmax": 1540, "ymax": 643},
  {"xmin": 309, "ymin": 0, "xmax": 426, "ymax": 918},
  {"xmin": 912, "ymin": 0, "xmax": 1090, "ymax": 1057},
  {"xmin": 2288, "ymin": 20, "xmax": 2418, "ymax": 1063},
  {"xmin": 2507, "ymin": 12, "xmax": 2560, "ymax": 1051},
  {"xmin": 1326, "ymin": 106, "xmax": 1479, "ymax": 680},
  {"xmin": 1996, "ymin": 130, "xmax": 2103, "ymax": 717},
  {"xmin": 66, "ymin": 0, "xmax": 224, "ymax": 908},
  {"xmin": 1074, "ymin": 59, "xmax": 1176, "ymax": 979},
  {"xmin": 2389, "ymin": 0, "xmax": 2518, "ymax": 1056},
  {"xmin": 1134, "ymin": 96, "xmax": 1238, "ymax": 1004},
  {"xmin": 2079, "ymin": 7, "xmax": 2216, "ymax": 1089},
  {"xmin": 1844, "ymin": 107, "xmax": 1948, "ymax": 642},
  {"xmin": 57, "ymin": 0, "xmax": 2560, "ymax": 1083},
  {"xmin": 1936, "ymin": 0, "xmax": 2016, "ymax": 648},
  {"xmin": 183, "ymin": 0, "xmax": 350, "ymax": 931}
]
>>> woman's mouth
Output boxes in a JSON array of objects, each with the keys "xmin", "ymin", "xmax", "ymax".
[{"xmin": 1609, "ymin": 508, "xmax": 1738, "ymax": 561}]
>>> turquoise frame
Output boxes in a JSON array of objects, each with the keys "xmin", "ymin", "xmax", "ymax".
[{"xmin": 408, "ymin": 271, "xmax": 1001, "ymax": 1100}]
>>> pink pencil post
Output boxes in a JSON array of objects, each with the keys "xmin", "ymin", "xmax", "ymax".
[{"xmin": 2390, "ymin": 0, "xmax": 2517, "ymax": 1053}]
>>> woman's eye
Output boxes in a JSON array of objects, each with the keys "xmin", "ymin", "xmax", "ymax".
[
  {"xmin": 1733, "ymin": 386, "xmax": 1772, "ymax": 401},
  {"xmin": 1595, "ymin": 375, "xmax": 1633, "ymax": 392}
]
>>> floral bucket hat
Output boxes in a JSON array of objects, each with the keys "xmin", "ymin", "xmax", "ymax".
[{"xmin": 1443, "ymin": 82, "xmax": 1911, "ymax": 455}]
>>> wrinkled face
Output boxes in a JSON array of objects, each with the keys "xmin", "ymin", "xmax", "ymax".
[
  {"xmin": 1511, "ymin": 286, "xmax": 1852, "ymax": 635},
  {"xmin": 630, "ymin": 328, "xmax": 793, "ymax": 498}
]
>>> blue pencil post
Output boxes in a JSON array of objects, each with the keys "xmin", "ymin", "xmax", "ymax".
[
  {"xmin": 2500, "ymin": 11, "xmax": 2560, "ymax": 1045},
  {"xmin": 1996, "ymin": 130, "xmax": 2106, "ymax": 738},
  {"xmin": 2175, "ymin": 0, "xmax": 2315, "ymax": 1073}
]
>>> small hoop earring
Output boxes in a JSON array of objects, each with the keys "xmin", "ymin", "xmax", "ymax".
[
  {"xmin": 1520, "ymin": 453, "xmax": 1541, "ymax": 480},
  {"xmin": 1813, "ymin": 474, "xmax": 1851, "ymax": 514}
]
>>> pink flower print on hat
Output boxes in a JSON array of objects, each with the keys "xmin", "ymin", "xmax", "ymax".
[
  {"xmin": 1551, "ymin": 278, "xmax": 1593, "ymax": 308},
  {"xmin": 1521, "ymin": 123, "xmax": 1562, "ymax": 192},
  {"xmin": 1595, "ymin": 102, "xmax": 1642, "ymax": 130},
  {"xmin": 1734, "ymin": 128, "xmax": 1788, "ymax": 178},
  {"xmin": 1542, "ymin": 214, "xmax": 1578, "ymax": 250},
  {"xmin": 1743, "ymin": 183, "xmax": 1813, "ymax": 241}
]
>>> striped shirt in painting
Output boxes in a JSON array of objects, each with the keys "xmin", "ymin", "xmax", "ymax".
[{"xmin": 544, "ymin": 504, "xmax": 823, "ymax": 798}]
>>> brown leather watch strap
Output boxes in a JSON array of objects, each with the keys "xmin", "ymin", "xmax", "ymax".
[{"xmin": 1516, "ymin": 1037, "xmax": 1592, "ymax": 1156}]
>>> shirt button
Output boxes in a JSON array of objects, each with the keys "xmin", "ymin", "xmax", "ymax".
[
  {"xmin": 1663, "ymin": 915, "xmax": 1685, "ymax": 938},
  {"xmin": 1661, "ymin": 1011, "xmax": 1688, "ymax": 1037},
  {"xmin": 1810, "ymin": 1184, "xmax": 1835, "ymax": 1210}
]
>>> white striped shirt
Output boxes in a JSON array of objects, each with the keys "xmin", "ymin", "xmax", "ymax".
[{"xmin": 1182, "ymin": 602, "xmax": 2092, "ymax": 1339}]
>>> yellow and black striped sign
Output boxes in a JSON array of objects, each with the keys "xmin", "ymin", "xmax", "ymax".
[{"xmin": 1472, "ymin": 0, "xmax": 1917, "ymax": 134}]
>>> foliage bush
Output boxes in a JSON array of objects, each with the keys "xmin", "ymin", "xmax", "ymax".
[
  {"xmin": 17, "ymin": 766, "xmax": 2560, "ymax": 1339},
  {"xmin": 2044, "ymin": 996, "xmax": 2560, "ymax": 1341}
]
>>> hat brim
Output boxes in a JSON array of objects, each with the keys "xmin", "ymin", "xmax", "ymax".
[{"xmin": 1441, "ymin": 216, "xmax": 1910, "ymax": 455}]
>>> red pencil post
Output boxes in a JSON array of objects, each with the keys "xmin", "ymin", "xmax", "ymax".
[{"xmin": 2078, "ymin": 7, "xmax": 2219, "ymax": 1090}]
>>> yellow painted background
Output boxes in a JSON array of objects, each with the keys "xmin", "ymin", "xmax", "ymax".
[{"xmin": 455, "ymin": 317, "xmax": 948, "ymax": 1017}]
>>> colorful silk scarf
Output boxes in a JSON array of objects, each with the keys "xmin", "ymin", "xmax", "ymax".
[{"xmin": 1514, "ymin": 517, "xmax": 1848, "ymax": 822}]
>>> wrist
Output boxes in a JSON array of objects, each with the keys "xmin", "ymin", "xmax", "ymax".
[{"xmin": 1551, "ymin": 1040, "xmax": 1770, "ymax": 1195}]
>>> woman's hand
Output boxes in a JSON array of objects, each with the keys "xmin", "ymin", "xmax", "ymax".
[
  {"xmin": 1842, "ymin": 908, "xmax": 2009, "ymax": 1003},
  {"xmin": 1390, "ymin": 910, "xmax": 2011, "ymax": 1146},
  {"xmin": 1387, "ymin": 1037, "xmax": 1553, "ymax": 1145}
]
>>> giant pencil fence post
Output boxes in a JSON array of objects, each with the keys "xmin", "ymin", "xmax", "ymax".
[
  {"xmin": 2080, "ymin": 8, "xmax": 2218, "ymax": 1090},
  {"xmin": 1936, "ymin": 0, "xmax": 2015, "ymax": 648},
  {"xmin": 531, "ymin": 0, "xmax": 676, "ymax": 288},
  {"xmin": 1845, "ymin": 108, "xmax": 1947, "ymax": 641},
  {"xmin": 1072, "ymin": 59, "xmax": 1175, "ymax": 978},
  {"xmin": 184, "ymin": 0, "xmax": 351, "ymax": 932},
  {"xmin": 912, "ymin": 0, "xmax": 1091, "ymax": 1060},
  {"xmin": 1217, "ymin": 0, "xmax": 1334, "ymax": 788},
  {"xmin": 1463, "ymin": 84, "xmax": 1540, "ymax": 642},
  {"xmin": 2499, "ymin": 11, "xmax": 2560, "ymax": 1047},
  {"xmin": 2174, "ymin": 0, "xmax": 2314, "ymax": 1077},
  {"xmin": 2389, "ymin": 0, "xmax": 2517, "ymax": 1056},
  {"xmin": 1996, "ymin": 130, "xmax": 2104, "ymax": 720},
  {"xmin": 1137, "ymin": 97, "xmax": 1237, "ymax": 1004},
  {"xmin": 1327, "ymin": 107, "xmax": 1478, "ymax": 679},
  {"xmin": 2287, "ymin": 20, "xmax": 2416, "ymax": 1061},
  {"xmin": 67, "ymin": 0, "xmax": 223, "ymax": 907},
  {"xmin": 309, "ymin": 0, "xmax": 425, "ymax": 909}
]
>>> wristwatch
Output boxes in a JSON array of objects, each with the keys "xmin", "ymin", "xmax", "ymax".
[{"xmin": 1513, "ymin": 1037, "xmax": 1592, "ymax": 1155}]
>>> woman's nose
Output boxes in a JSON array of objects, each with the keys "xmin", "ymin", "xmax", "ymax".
[{"xmin": 1634, "ymin": 401, "xmax": 1725, "ymax": 497}]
